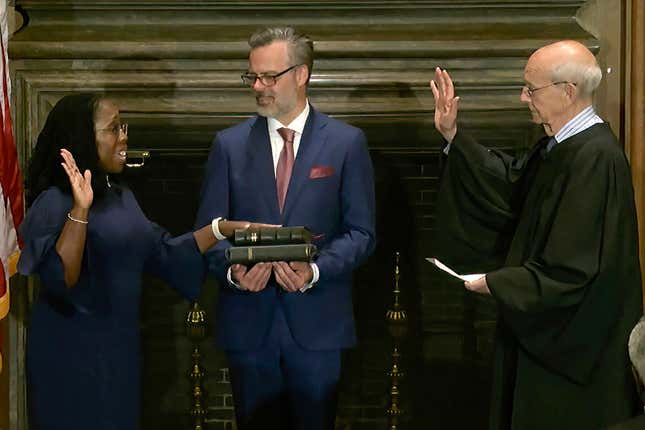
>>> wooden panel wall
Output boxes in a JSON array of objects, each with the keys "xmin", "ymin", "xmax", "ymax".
[
  {"xmin": 628, "ymin": 0, "xmax": 645, "ymax": 308},
  {"xmin": 8, "ymin": 1, "xmax": 600, "ymax": 428}
]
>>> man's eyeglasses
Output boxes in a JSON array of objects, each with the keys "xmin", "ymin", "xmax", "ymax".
[
  {"xmin": 522, "ymin": 81, "xmax": 576, "ymax": 97},
  {"xmin": 241, "ymin": 64, "xmax": 301, "ymax": 87},
  {"xmin": 96, "ymin": 123, "xmax": 128, "ymax": 137}
]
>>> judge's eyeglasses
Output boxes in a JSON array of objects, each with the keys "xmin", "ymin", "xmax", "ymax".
[{"xmin": 521, "ymin": 81, "xmax": 576, "ymax": 97}]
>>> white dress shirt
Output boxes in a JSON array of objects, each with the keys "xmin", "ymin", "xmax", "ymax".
[{"xmin": 549, "ymin": 105, "xmax": 603, "ymax": 151}]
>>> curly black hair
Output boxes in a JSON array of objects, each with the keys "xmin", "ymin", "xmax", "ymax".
[{"xmin": 24, "ymin": 93, "xmax": 118, "ymax": 206}]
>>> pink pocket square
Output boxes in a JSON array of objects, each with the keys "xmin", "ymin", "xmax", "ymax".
[{"xmin": 309, "ymin": 165, "xmax": 335, "ymax": 179}]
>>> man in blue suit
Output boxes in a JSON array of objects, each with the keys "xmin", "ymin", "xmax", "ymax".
[{"xmin": 195, "ymin": 26, "xmax": 376, "ymax": 430}]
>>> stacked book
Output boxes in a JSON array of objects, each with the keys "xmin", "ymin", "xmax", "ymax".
[{"xmin": 225, "ymin": 226, "xmax": 317, "ymax": 265}]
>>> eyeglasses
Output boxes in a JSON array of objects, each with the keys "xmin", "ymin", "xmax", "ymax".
[
  {"xmin": 96, "ymin": 123, "xmax": 128, "ymax": 137},
  {"xmin": 241, "ymin": 64, "xmax": 301, "ymax": 87},
  {"xmin": 522, "ymin": 81, "xmax": 576, "ymax": 97}
]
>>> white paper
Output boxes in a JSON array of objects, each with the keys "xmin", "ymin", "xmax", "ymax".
[{"xmin": 426, "ymin": 257, "xmax": 485, "ymax": 283}]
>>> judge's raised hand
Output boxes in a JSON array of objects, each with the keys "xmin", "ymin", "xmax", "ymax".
[
  {"xmin": 272, "ymin": 261, "xmax": 313, "ymax": 293},
  {"xmin": 465, "ymin": 276, "xmax": 491, "ymax": 295},
  {"xmin": 430, "ymin": 67, "xmax": 460, "ymax": 144},
  {"xmin": 60, "ymin": 148, "xmax": 93, "ymax": 209},
  {"xmin": 231, "ymin": 262, "xmax": 272, "ymax": 292}
]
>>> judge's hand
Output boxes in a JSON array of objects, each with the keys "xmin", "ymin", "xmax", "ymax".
[
  {"xmin": 464, "ymin": 276, "xmax": 491, "ymax": 295},
  {"xmin": 430, "ymin": 67, "xmax": 460, "ymax": 144},
  {"xmin": 272, "ymin": 261, "xmax": 313, "ymax": 293},
  {"xmin": 60, "ymin": 148, "xmax": 93, "ymax": 209},
  {"xmin": 231, "ymin": 262, "xmax": 272, "ymax": 292},
  {"xmin": 218, "ymin": 221, "xmax": 280, "ymax": 238}
]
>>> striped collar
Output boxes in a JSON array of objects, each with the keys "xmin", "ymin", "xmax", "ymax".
[{"xmin": 548, "ymin": 106, "xmax": 603, "ymax": 151}]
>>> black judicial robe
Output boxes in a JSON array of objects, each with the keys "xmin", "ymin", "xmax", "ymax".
[{"xmin": 436, "ymin": 123, "xmax": 643, "ymax": 430}]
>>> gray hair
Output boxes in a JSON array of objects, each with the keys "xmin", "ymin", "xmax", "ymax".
[
  {"xmin": 629, "ymin": 317, "xmax": 645, "ymax": 388},
  {"xmin": 550, "ymin": 58, "xmax": 602, "ymax": 98},
  {"xmin": 248, "ymin": 26, "xmax": 314, "ymax": 82}
]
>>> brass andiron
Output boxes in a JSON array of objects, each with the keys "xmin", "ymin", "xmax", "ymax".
[
  {"xmin": 386, "ymin": 252, "xmax": 407, "ymax": 429},
  {"xmin": 186, "ymin": 302, "xmax": 207, "ymax": 430}
]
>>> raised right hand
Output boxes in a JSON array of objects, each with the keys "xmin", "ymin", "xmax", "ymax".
[
  {"xmin": 430, "ymin": 67, "xmax": 460, "ymax": 144},
  {"xmin": 231, "ymin": 262, "xmax": 272, "ymax": 292},
  {"xmin": 60, "ymin": 148, "xmax": 93, "ymax": 209}
]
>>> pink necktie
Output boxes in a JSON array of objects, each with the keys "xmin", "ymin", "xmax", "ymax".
[{"xmin": 276, "ymin": 127, "xmax": 295, "ymax": 213}]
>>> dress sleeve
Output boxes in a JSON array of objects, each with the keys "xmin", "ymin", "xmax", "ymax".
[
  {"xmin": 144, "ymin": 222, "xmax": 204, "ymax": 301},
  {"xmin": 19, "ymin": 188, "xmax": 112, "ymax": 315},
  {"xmin": 17, "ymin": 188, "xmax": 71, "ymax": 294}
]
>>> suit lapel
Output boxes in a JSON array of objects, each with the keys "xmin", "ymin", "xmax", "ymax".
[
  {"xmin": 247, "ymin": 117, "xmax": 281, "ymax": 217},
  {"xmin": 282, "ymin": 108, "xmax": 327, "ymax": 220}
]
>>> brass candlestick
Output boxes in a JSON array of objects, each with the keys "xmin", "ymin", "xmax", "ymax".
[
  {"xmin": 186, "ymin": 302, "xmax": 207, "ymax": 430},
  {"xmin": 386, "ymin": 252, "xmax": 407, "ymax": 429},
  {"xmin": 386, "ymin": 252, "xmax": 407, "ymax": 323},
  {"xmin": 386, "ymin": 346, "xmax": 405, "ymax": 429}
]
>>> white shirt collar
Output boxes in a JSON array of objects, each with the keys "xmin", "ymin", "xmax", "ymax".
[
  {"xmin": 267, "ymin": 101, "xmax": 310, "ymax": 137},
  {"xmin": 553, "ymin": 105, "xmax": 603, "ymax": 144}
]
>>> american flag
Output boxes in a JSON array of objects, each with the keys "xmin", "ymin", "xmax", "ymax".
[{"xmin": 0, "ymin": 0, "xmax": 23, "ymax": 374}]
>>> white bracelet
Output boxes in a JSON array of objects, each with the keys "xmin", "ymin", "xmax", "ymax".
[
  {"xmin": 211, "ymin": 217, "xmax": 227, "ymax": 240},
  {"xmin": 67, "ymin": 212, "xmax": 88, "ymax": 224}
]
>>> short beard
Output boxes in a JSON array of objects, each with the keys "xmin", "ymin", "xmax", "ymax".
[
  {"xmin": 256, "ymin": 104, "xmax": 273, "ymax": 118},
  {"xmin": 256, "ymin": 96, "xmax": 297, "ymax": 121}
]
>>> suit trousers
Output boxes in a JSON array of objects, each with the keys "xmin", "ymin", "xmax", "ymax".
[{"xmin": 226, "ymin": 302, "xmax": 341, "ymax": 430}]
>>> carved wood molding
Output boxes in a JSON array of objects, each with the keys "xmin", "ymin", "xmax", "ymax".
[
  {"xmin": 7, "ymin": 0, "xmax": 596, "ymax": 182},
  {"xmin": 12, "ymin": 0, "xmax": 590, "ymax": 59}
]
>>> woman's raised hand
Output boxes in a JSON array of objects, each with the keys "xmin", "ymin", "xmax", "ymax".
[{"xmin": 60, "ymin": 148, "xmax": 93, "ymax": 209}]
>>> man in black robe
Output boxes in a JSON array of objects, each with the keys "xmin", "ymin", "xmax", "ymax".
[{"xmin": 430, "ymin": 40, "xmax": 643, "ymax": 429}]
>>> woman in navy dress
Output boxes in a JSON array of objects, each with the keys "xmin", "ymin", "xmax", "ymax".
[{"xmin": 18, "ymin": 94, "xmax": 262, "ymax": 430}]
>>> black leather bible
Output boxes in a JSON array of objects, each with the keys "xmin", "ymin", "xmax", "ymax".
[{"xmin": 225, "ymin": 243, "xmax": 317, "ymax": 264}]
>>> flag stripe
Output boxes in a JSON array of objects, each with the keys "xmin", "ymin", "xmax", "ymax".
[
  {"xmin": 0, "ymin": 16, "xmax": 22, "ymax": 238},
  {"xmin": 0, "ymin": 0, "xmax": 23, "ymax": 374}
]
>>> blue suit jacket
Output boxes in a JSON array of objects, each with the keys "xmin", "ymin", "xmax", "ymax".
[{"xmin": 195, "ymin": 107, "xmax": 376, "ymax": 351}]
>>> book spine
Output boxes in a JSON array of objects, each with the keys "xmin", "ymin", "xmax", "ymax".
[
  {"xmin": 225, "ymin": 244, "xmax": 317, "ymax": 264},
  {"xmin": 234, "ymin": 227, "xmax": 311, "ymax": 245}
]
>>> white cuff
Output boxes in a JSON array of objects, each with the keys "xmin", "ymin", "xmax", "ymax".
[
  {"xmin": 211, "ymin": 217, "xmax": 227, "ymax": 240},
  {"xmin": 300, "ymin": 263, "xmax": 319, "ymax": 292},
  {"xmin": 227, "ymin": 267, "xmax": 245, "ymax": 290}
]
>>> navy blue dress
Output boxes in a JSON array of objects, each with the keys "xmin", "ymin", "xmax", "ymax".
[{"xmin": 18, "ymin": 184, "xmax": 204, "ymax": 430}]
